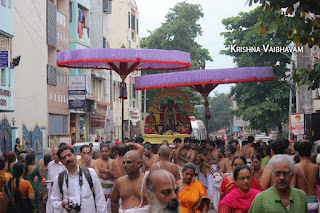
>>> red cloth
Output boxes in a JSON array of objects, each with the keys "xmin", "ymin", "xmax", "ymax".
[
  {"xmin": 219, "ymin": 188, "xmax": 261, "ymax": 213},
  {"xmin": 220, "ymin": 176, "xmax": 263, "ymax": 199},
  {"xmin": 78, "ymin": 22, "xmax": 82, "ymax": 39},
  {"xmin": 115, "ymin": 141, "xmax": 121, "ymax": 146}
]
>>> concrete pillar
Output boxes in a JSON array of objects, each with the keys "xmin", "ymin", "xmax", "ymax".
[
  {"xmin": 11, "ymin": 126, "xmax": 18, "ymax": 151},
  {"xmin": 41, "ymin": 127, "xmax": 47, "ymax": 148}
]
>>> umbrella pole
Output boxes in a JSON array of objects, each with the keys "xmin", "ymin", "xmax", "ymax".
[
  {"xmin": 122, "ymin": 98, "xmax": 124, "ymax": 141},
  {"xmin": 203, "ymin": 95, "xmax": 210, "ymax": 141},
  {"xmin": 205, "ymin": 116, "xmax": 209, "ymax": 141}
]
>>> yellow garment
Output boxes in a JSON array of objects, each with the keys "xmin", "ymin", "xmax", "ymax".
[{"xmin": 178, "ymin": 179, "xmax": 210, "ymax": 213}]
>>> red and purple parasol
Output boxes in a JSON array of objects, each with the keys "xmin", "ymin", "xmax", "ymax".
[
  {"xmin": 56, "ymin": 48, "xmax": 191, "ymax": 139},
  {"xmin": 135, "ymin": 66, "xmax": 274, "ymax": 139}
]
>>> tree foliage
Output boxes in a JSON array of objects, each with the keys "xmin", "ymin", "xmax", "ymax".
[
  {"xmin": 249, "ymin": 0, "xmax": 320, "ymax": 89},
  {"xmin": 140, "ymin": 2, "xmax": 212, "ymax": 117},
  {"xmin": 141, "ymin": 1, "xmax": 212, "ymax": 69},
  {"xmin": 207, "ymin": 93, "xmax": 232, "ymax": 132},
  {"xmin": 220, "ymin": 7, "xmax": 291, "ymax": 134}
]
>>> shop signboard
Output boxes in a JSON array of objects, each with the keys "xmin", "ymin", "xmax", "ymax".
[
  {"xmin": 290, "ymin": 113, "xmax": 304, "ymax": 135},
  {"xmin": 0, "ymin": 51, "xmax": 9, "ymax": 68},
  {"xmin": 69, "ymin": 76, "xmax": 86, "ymax": 109}
]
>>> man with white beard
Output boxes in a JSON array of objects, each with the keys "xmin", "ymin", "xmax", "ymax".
[{"xmin": 145, "ymin": 169, "xmax": 180, "ymax": 213}]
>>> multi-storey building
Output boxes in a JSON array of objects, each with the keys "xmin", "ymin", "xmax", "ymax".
[
  {"xmin": 0, "ymin": 0, "xmax": 15, "ymax": 153},
  {"xmin": 68, "ymin": 0, "xmax": 93, "ymax": 143},
  {"xmin": 47, "ymin": 0, "xmax": 70, "ymax": 147},
  {"xmin": 109, "ymin": 0, "xmax": 142, "ymax": 140},
  {"xmin": 8, "ymin": 0, "xmax": 48, "ymax": 160},
  {"xmin": 90, "ymin": 0, "xmax": 113, "ymax": 141}
]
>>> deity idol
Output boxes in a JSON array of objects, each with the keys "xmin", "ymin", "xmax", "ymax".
[{"xmin": 164, "ymin": 99, "xmax": 178, "ymax": 132}]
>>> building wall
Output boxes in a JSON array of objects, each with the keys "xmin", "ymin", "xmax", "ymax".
[
  {"xmin": 109, "ymin": 0, "xmax": 141, "ymax": 139},
  {"xmin": 69, "ymin": 0, "xmax": 91, "ymax": 48},
  {"xmin": 90, "ymin": 0, "xmax": 103, "ymax": 49},
  {"xmin": 231, "ymin": 99, "xmax": 249, "ymax": 132},
  {"xmin": 109, "ymin": 0, "xmax": 139, "ymax": 49},
  {"xmin": 47, "ymin": 0, "xmax": 70, "ymax": 143},
  {"xmin": 12, "ymin": 0, "xmax": 48, "ymax": 145},
  {"xmin": 0, "ymin": 0, "xmax": 14, "ymax": 112},
  {"xmin": 0, "ymin": 0, "xmax": 13, "ymax": 37},
  {"xmin": 0, "ymin": 35, "xmax": 14, "ymax": 112}
]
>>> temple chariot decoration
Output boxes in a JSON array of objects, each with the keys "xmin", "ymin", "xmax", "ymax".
[{"xmin": 144, "ymin": 88, "xmax": 195, "ymax": 143}]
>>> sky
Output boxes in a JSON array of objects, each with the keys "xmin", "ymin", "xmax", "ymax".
[{"xmin": 135, "ymin": 0, "xmax": 256, "ymax": 96}]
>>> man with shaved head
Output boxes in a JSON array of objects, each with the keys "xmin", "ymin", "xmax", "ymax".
[
  {"xmin": 111, "ymin": 150, "xmax": 149, "ymax": 212},
  {"xmin": 145, "ymin": 169, "xmax": 180, "ymax": 213},
  {"xmin": 149, "ymin": 145, "xmax": 180, "ymax": 180}
]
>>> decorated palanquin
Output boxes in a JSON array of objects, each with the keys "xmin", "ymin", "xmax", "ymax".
[{"xmin": 144, "ymin": 88, "xmax": 195, "ymax": 143}]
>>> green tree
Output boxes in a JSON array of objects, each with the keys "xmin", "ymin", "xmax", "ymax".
[
  {"xmin": 140, "ymin": 2, "xmax": 212, "ymax": 117},
  {"xmin": 249, "ymin": 0, "xmax": 320, "ymax": 89},
  {"xmin": 220, "ymin": 7, "xmax": 291, "ymax": 135},
  {"xmin": 207, "ymin": 92, "xmax": 232, "ymax": 132}
]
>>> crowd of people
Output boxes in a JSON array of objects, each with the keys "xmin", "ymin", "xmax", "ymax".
[{"xmin": 0, "ymin": 134, "xmax": 319, "ymax": 212}]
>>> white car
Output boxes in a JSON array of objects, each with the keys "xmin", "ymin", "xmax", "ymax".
[{"xmin": 255, "ymin": 136, "xmax": 272, "ymax": 144}]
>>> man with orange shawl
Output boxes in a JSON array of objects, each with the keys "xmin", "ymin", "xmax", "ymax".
[{"xmin": 178, "ymin": 162, "xmax": 210, "ymax": 213}]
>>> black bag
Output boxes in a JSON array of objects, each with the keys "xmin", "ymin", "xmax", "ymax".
[{"xmin": 3, "ymin": 179, "xmax": 34, "ymax": 213}]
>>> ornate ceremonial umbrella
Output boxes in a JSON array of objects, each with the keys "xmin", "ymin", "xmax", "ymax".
[
  {"xmin": 57, "ymin": 48, "xmax": 191, "ymax": 140},
  {"xmin": 135, "ymin": 66, "xmax": 274, "ymax": 140}
]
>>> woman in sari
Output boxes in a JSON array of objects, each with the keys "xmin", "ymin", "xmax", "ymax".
[
  {"xmin": 25, "ymin": 153, "xmax": 41, "ymax": 212},
  {"xmin": 6, "ymin": 151, "xmax": 16, "ymax": 172},
  {"xmin": 219, "ymin": 165, "xmax": 261, "ymax": 213},
  {"xmin": 9, "ymin": 163, "xmax": 34, "ymax": 213},
  {"xmin": 0, "ymin": 157, "xmax": 12, "ymax": 211},
  {"xmin": 251, "ymin": 155, "xmax": 263, "ymax": 183},
  {"xmin": 220, "ymin": 156, "xmax": 262, "ymax": 200},
  {"xmin": 178, "ymin": 162, "xmax": 210, "ymax": 213}
]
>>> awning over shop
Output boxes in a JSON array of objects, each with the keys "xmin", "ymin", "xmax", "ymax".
[{"xmin": 95, "ymin": 100, "xmax": 111, "ymax": 106}]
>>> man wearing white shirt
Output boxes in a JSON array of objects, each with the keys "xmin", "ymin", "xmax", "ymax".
[
  {"xmin": 89, "ymin": 129, "xmax": 97, "ymax": 142},
  {"xmin": 46, "ymin": 147, "xmax": 66, "ymax": 213},
  {"xmin": 51, "ymin": 146, "xmax": 107, "ymax": 213}
]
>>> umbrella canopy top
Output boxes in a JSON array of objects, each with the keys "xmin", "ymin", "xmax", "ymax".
[
  {"xmin": 135, "ymin": 67, "xmax": 274, "ymax": 90},
  {"xmin": 56, "ymin": 48, "xmax": 191, "ymax": 71}
]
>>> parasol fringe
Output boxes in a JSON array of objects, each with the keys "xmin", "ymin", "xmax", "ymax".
[{"xmin": 135, "ymin": 77, "xmax": 274, "ymax": 90}]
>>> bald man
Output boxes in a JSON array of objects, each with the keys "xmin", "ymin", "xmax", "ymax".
[
  {"xmin": 145, "ymin": 169, "xmax": 180, "ymax": 213},
  {"xmin": 111, "ymin": 151, "xmax": 149, "ymax": 213},
  {"xmin": 149, "ymin": 145, "xmax": 180, "ymax": 180}
]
